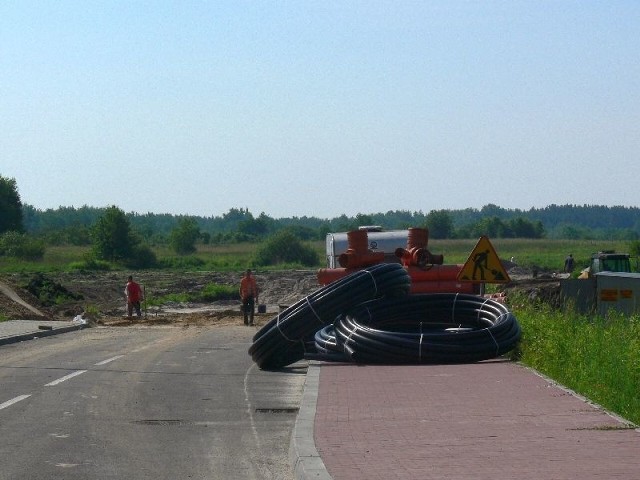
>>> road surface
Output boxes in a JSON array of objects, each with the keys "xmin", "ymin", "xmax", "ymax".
[{"xmin": 0, "ymin": 324, "xmax": 306, "ymax": 480}]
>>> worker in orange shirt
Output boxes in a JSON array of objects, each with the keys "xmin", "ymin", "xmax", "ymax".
[{"xmin": 239, "ymin": 269, "xmax": 259, "ymax": 326}]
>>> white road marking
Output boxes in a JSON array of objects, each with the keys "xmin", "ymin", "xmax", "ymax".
[
  {"xmin": 0, "ymin": 394, "xmax": 31, "ymax": 410},
  {"xmin": 94, "ymin": 355, "xmax": 124, "ymax": 365},
  {"xmin": 45, "ymin": 370, "xmax": 87, "ymax": 386},
  {"xmin": 244, "ymin": 363, "xmax": 262, "ymax": 450}
]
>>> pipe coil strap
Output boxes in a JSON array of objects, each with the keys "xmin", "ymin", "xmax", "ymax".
[
  {"xmin": 363, "ymin": 269, "xmax": 378, "ymax": 297},
  {"xmin": 275, "ymin": 312, "xmax": 295, "ymax": 343},
  {"xmin": 305, "ymin": 296, "xmax": 323, "ymax": 325}
]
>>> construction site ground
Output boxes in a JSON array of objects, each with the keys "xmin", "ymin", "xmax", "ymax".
[{"xmin": 0, "ymin": 267, "xmax": 562, "ymax": 326}]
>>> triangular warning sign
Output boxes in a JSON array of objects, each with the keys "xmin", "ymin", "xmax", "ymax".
[{"xmin": 457, "ymin": 236, "xmax": 510, "ymax": 283}]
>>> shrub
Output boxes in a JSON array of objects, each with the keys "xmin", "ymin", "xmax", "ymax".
[
  {"xmin": 124, "ymin": 244, "xmax": 158, "ymax": 269},
  {"xmin": 254, "ymin": 230, "xmax": 319, "ymax": 267},
  {"xmin": 0, "ymin": 231, "xmax": 45, "ymax": 260}
]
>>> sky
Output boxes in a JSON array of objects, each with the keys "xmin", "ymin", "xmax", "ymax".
[{"xmin": 2, "ymin": 1, "xmax": 639, "ymax": 219}]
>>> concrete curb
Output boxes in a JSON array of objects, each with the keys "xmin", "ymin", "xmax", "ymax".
[
  {"xmin": 290, "ymin": 362, "xmax": 332, "ymax": 480},
  {"xmin": 0, "ymin": 323, "xmax": 86, "ymax": 346}
]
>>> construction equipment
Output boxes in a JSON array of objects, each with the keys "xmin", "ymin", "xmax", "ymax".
[
  {"xmin": 579, "ymin": 251, "xmax": 631, "ymax": 278},
  {"xmin": 319, "ymin": 227, "xmax": 510, "ymax": 295}
]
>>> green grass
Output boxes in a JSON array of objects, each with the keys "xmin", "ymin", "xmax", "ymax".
[
  {"xmin": 2, "ymin": 238, "xmax": 634, "ymax": 274},
  {"xmin": 155, "ymin": 243, "xmax": 259, "ymax": 270},
  {"xmin": 145, "ymin": 282, "xmax": 237, "ymax": 307},
  {"xmin": 429, "ymin": 238, "xmax": 634, "ymax": 272},
  {"xmin": 512, "ymin": 298, "xmax": 640, "ymax": 425}
]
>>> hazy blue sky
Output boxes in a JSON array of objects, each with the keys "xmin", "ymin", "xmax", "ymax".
[{"xmin": 2, "ymin": 1, "xmax": 639, "ymax": 219}]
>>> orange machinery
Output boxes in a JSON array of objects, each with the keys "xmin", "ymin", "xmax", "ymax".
[{"xmin": 317, "ymin": 228, "xmax": 479, "ymax": 295}]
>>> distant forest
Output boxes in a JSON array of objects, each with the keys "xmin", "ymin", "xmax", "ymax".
[{"xmin": 21, "ymin": 203, "xmax": 640, "ymax": 245}]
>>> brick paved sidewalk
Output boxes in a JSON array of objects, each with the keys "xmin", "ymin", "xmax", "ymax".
[{"xmin": 312, "ymin": 360, "xmax": 639, "ymax": 480}]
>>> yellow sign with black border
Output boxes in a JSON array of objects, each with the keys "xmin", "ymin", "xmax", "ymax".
[{"xmin": 457, "ymin": 236, "xmax": 510, "ymax": 284}]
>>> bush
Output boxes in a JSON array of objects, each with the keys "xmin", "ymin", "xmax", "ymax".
[
  {"xmin": 254, "ymin": 230, "xmax": 319, "ymax": 267},
  {"xmin": 0, "ymin": 231, "xmax": 45, "ymax": 260},
  {"xmin": 124, "ymin": 244, "xmax": 158, "ymax": 269}
]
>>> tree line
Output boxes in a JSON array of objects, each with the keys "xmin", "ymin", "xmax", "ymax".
[
  {"xmin": 2, "ymin": 174, "xmax": 640, "ymax": 265},
  {"xmin": 19, "ymin": 201, "xmax": 640, "ymax": 244}
]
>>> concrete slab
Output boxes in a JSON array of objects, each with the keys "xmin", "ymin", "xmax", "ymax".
[{"xmin": 0, "ymin": 319, "xmax": 85, "ymax": 346}]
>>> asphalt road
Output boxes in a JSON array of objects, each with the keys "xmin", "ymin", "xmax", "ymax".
[{"xmin": 0, "ymin": 324, "xmax": 307, "ymax": 480}]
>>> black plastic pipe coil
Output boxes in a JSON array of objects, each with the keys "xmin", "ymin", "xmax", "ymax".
[
  {"xmin": 311, "ymin": 293, "xmax": 521, "ymax": 364},
  {"xmin": 248, "ymin": 263, "xmax": 411, "ymax": 370}
]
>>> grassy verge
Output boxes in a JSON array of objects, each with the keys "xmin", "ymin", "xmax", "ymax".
[{"xmin": 511, "ymin": 297, "xmax": 640, "ymax": 425}]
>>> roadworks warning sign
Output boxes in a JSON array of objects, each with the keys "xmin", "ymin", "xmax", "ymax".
[{"xmin": 457, "ymin": 236, "xmax": 510, "ymax": 284}]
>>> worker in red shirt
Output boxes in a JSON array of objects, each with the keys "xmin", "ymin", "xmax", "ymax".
[
  {"xmin": 239, "ymin": 269, "xmax": 259, "ymax": 326},
  {"xmin": 124, "ymin": 275, "xmax": 143, "ymax": 318}
]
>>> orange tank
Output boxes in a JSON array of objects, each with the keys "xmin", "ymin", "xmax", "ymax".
[{"xmin": 405, "ymin": 264, "xmax": 463, "ymax": 281}]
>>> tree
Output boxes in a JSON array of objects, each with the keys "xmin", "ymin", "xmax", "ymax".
[
  {"xmin": 0, "ymin": 175, "xmax": 24, "ymax": 234},
  {"xmin": 508, "ymin": 217, "xmax": 545, "ymax": 238},
  {"xmin": 169, "ymin": 217, "xmax": 200, "ymax": 255},
  {"xmin": 238, "ymin": 214, "xmax": 270, "ymax": 238},
  {"xmin": 91, "ymin": 206, "xmax": 139, "ymax": 262},
  {"xmin": 220, "ymin": 207, "xmax": 254, "ymax": 231},
  {"xmin": 355, "ymin": 213, "xmax": 375, "ymax": 227},
  {"xmin": 425, "ymin": 210, "xmax": 454, "ymax": 239},
  {"xmin": 471, "ymin": 217, "xmax": 512, "ymax": 238}
]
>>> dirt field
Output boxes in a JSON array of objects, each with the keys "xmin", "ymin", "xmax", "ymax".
[
  {"xmin": 0, "ymin": 267, "xmax": 561, "ymax": 327},
  {"xmin": 0, "ymin": 270, "xmax": 320, "ymax": 327}
]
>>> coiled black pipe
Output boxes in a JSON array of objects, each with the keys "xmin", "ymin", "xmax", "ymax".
[
  {"xmin": 311, "ymin": 324, "xmax": 346, "ymax": 362},
  {"xmin": 248, "ymin": 263, "xmax": 411, "ymax": 369},
  {"xmin": 311, "ymin": 293, "xmax": 521, "ymax": 364}
]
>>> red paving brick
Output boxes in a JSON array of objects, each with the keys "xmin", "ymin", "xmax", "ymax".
[{"xmin": 314, "ymin": 360, "xmax": 639, "ymax": 480}]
